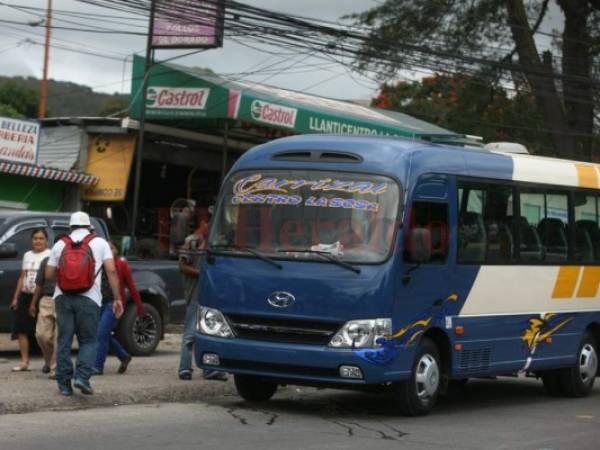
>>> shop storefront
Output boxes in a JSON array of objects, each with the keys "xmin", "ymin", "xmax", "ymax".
[{"xmin": 0, "ymin": 117, "xmax": 97, "ymax": 212}]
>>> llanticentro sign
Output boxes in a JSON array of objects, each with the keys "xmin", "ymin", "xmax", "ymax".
[{"xmin": 0, "ymin": 117, "xmax": 40, "ymax": 165}]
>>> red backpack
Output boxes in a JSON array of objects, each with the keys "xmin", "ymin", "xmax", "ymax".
[{"xmin": 57, "ymin": 234, "xmax": 98, "ymax": 294}]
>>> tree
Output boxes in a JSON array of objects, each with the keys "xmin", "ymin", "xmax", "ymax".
[
  {"xmin": 98, "ymin": 96, "xmax": 130, "ymax": 117},
  {"xmin": 0, "ymin": 81, "xmax": 39, "ymax": 118},
  {"xmin": 349, "ymin": 0, "xmax": 600, "ymax": 161},
  {"xmin": 0, "ymin": 103, "xmax": 23, "ymax": 118},
  {"xmin": 373, "ymin": 74, "xmax": 553, "ymax": 154}
]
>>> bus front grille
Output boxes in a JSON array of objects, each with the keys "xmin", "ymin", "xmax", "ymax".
[{"xmin": 225, "ymin": 314, "xmax": 342, "ymax": 345}]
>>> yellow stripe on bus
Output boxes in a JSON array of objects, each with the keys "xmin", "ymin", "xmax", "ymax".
[
  {"xmin": 575, "ymin": 164, "xmax": 599, "ymax": 188},
  {"xmin": 552, "ymin": 266, "xmax": 582, "ymax": 298},
  {"xmin": 576, "ymin": 266, "xmax": 600, "ymax": 298}
]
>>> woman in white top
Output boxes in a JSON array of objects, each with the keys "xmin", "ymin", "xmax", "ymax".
[{"xmin": 9, "ymin": 228, "xmax": 51, "ymax": 372}]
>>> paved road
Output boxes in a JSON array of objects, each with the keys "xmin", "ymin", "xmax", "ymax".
[
  {"xmin": 1, "ymin": 377, "xmax": 599, "ymax": 450},
  {"xmin": 0, "ymin": 333, "xmax": 235, "ymax": 414}
]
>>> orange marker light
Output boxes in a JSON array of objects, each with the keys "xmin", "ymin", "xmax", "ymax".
[
  {"xmin": 545, "ymin": 337, "xmax": 553, "ymax": 344},
  {"xmin": 454, "ymin": 343, "xmax": 463, "ymax": 352},
  {"xmin": 454, "ymin": 326, "xmax": 465, "ymax": 335}
]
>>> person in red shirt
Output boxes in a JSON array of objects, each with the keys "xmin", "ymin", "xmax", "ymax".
[{"xmin": 93, "ymin": 241, "xmax": 145, "ymax": 375}]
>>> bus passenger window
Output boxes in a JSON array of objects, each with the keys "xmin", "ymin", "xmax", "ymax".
[
  {"xmin": 404, "ymin": 202, "xmax": 448, "ymax": 264},
  {"xmin": 574, "ymin": 194, "xmax": 600, "ymax": 262},
  {"xmin": 458, "ymin": 189, "xmax": 486, "ymax": 263},
  {"xmin": 520, "ymin": 191, "xmax": 569, "ymax": 262},
  {"xmin": 484, "ymin": 186, "xmax": 515, "ymax": 263}
]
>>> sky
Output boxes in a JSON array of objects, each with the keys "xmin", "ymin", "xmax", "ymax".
[{"xmin": 0, "ymin": 0, "xmax": 384, "ymax": 101}]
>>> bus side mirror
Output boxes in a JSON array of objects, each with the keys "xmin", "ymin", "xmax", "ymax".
[
  {"xmin": 0, "ymin": 243, "xmax": 18, "ymax": 259},
  {"xmin": 408, "ymin": 228, "xmax": 431, "ymax": 263}
]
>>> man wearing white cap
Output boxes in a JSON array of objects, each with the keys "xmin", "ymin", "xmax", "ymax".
[{"xmin": 45, "ymin": 211, "xmax": 123, "ymax": 396}]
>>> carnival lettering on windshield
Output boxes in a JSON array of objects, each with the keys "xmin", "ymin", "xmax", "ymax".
[{"xmin": 231, "ymin": 173, "xmax": 386, "ymax": 211}]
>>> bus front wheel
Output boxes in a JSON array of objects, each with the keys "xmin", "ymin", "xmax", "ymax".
[
  {"xmin": 234, "ymin": 374, "xmax": 278, "ymax": 402},
  {"xmin": 392, "ymin": 337, "xmax": 441, "ymax": 416}
]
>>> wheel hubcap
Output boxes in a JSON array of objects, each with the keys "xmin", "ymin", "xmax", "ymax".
[
  {"xmin": 415, "ymin": 354, "xmax": 439, "ymax": 401},
  {"xmin": 133, "ymin": 313, "xmax": 158, "ymax": 349},
  {"xmin": 579, "ymin": 343, "xmax": 598, "ymax": 384}
]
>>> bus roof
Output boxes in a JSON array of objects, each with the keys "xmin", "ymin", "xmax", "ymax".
[{"xmin": 231, "ymin": 135, "xmax": 600, "ymax": 190}]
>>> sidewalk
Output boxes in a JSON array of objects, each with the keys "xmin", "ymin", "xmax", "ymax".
[{"xmin": 0, "ymin": 333, "xmax": 235, "ymax": 415}]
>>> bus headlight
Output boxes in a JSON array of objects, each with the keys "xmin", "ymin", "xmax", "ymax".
[
  {"xmin": 197, "ymin": 307, "xmax": 235, "ymax": 338},
  {"xmin": 328, "ymin": 318, "xmax": 391, "ymax": 348}
]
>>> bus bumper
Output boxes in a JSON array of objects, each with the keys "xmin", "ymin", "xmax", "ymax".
[{"xmin": 194, "ymin": 333, "xmax": 412, "ymax": 385}]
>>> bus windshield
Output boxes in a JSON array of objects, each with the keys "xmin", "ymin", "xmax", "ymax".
[{"xmin": 209, "ymin": 170, "xmax": 401, "ymax": 264}]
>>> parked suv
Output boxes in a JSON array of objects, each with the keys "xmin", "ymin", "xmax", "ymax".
[{"xmin": 0, "ymin": 212, "xmax": 184, "ymax": 355}]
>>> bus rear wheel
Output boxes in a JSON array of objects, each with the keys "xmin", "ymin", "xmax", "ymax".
[
  {"xmin": 392, "ymin": 337, "xmax": 441, "ymax": 416},
  {"xmin": 560, "ymin": 333, "xmax": 598, "ymax": 398},
  {"xmin": 234, "ymin": 374, "xmax": 278, "ymax": 402}
]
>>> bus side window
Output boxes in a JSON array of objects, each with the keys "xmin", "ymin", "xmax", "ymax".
[
  {"xmin": 574, "ymin": 194, "xmax": 600, "ymax": 262},
  {"xmin": 519, "ymin": 190, "xmax": 570, "ymax": 263},
  {"xmin": 458, "ymin": 188, "xmax": 486, "ymax": 263},
  {"xmin": 404, "ymin": 201, "xmax": 448, "ymax": 264}
]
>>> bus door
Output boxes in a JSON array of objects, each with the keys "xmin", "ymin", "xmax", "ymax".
[{"xmin": 394, "ymin": 175, "xmax": 459, "ymax": 352}]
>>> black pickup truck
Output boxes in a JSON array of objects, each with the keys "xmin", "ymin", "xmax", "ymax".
[{"xmin": 0, "ymin": 212, "xmax": 185, "ymax": 355}]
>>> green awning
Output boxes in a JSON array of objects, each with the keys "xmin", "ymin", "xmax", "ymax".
[{"xmin": 130, "ymin": 55, "xmax": 462, "ymax": 140}]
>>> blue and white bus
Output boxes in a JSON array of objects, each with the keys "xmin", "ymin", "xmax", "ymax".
[{"xmin": 195, "ymin": 135, "xmax": 599, "ymax": 415}]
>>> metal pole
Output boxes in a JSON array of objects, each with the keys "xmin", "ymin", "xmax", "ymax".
[
  {"xmin": 221, "ymin": 120, "xmax": 229, "ymax": 183},
  {"xmin": 130, "ymin": 0, "xmax": 157, "ymax": 244},
  {"xmin": 38, "ymin": 0, "xmax": 52, "ymax": 119}
]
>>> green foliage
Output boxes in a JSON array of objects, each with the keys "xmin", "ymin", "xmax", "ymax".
[
  {"xmin": 0, "ymin": 76, "xmax": 130, "ymax": 118},
  {"xmin": 373, "ymin": 75, "xmax": 553, "ymax": 155},
  {"xmin": 98, "ymin": 96, "xmax": 130, "ymax": 117},
  {"xmin": 0, "ymin": 81, "xmax": 38, "ymax": 118},
  {"xmin": 0, "ymin": 103, "xmax": 23, "ymax": 118}
]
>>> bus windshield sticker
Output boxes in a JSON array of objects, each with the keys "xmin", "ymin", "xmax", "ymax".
[
  {"xmin": 231, "ymin": 173, "xmax": 385, "ymax": 211},
  {"xmin": 233, "ymin": 173, "xmax": 388, "ymax": 196}
]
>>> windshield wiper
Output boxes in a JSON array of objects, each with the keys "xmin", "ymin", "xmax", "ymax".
[
  {"xmin": 210, "ymin": 244, "xmax": 282, "ymax": 270},
  {"xmin": 277, "ymin": 249, "xmax": 360, "ymax": 274}
]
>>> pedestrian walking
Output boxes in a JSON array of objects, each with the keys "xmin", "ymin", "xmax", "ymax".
[
  {"xmin": 45, "ymin": 212, "xmax": 123, "ymax": 396},
  {"xmin": 178, "ymin": 218, "xmax": 226, "ymax": 381},
  {"xmin": 94, "ymin": 241, "xmax": 144, "ymax": 375},
  {"xmin": 28, "ymin": 234, "xmax": 64, "ymax": 378},
  {"xmin": 9, "ymin": 228, "xmax": 51, "ymax": 372}
]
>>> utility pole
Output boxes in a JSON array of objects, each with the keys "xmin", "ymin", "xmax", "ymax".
[
  {"xmin": 130, "ymin": 0, "xmax": 156, "ymax": 244},
  {"xmin": 38, "ymin": 0, "xmax": 52, "ymax": 119}
]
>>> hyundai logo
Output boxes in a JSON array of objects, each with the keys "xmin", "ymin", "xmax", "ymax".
[{"xmin": 267, "ymin": 291, "xmax": 295, "ymax": 308}]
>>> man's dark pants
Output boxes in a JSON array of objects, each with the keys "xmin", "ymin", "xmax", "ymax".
[{"xmin": 55, "ymin": 294, "xmax": 100, "ymax": 387}]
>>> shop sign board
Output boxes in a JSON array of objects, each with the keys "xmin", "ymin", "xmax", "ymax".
[
  {"xmin": 0, "ymin": 117, "xmax": 40, "ymax": 165},
  {"xmin": 249, "ymin": 100, "xmax": 297, "ymax": 129},
  {"xmin": 235, "ymin": 95, "xmax": 414, "ymax": 137},
  {"xmin": 81, "ymin": 134, "xmax": 136, "ymax": 202},
  {"xmin": 152, "ymin": 0, "xmax": 225, "ymax": 49},
  {"xmin": 146, "ymin": 87, "xmax": 210, "ymax": 110}
]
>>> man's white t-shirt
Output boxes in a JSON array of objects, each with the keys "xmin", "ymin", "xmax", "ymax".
[
  {"xmin": 22, "ymin": 249, "xmax": 52, "ymax": 294},
  {"xmin": 47, "ymin": 228, "xmax": 113, "ymax": 306}
]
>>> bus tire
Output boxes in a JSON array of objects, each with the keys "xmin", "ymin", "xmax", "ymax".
[
  {"xmin": 560, "ymin": 333, "xmax": 598, "ymax": 398},
  {"xmin": 234, "ymin": 374, "xmax": 278, "ymax": 402},
  {"xmin": 392, "ymin": 337, "xmax": 441, "ymax": 416},
  {"xmin": 540, "ymin": 370, "xmax": 564, "ymax": 396}
]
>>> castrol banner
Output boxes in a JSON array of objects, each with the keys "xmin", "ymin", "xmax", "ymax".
[
  {"xmin": 0, "ymin": 117, "xmax": 40, "ymax": 165},
  {"xmin": 146, "ymin": 87, "xmax": 210, "ymax": 110},
  {"xmin": 249, "ymin": 100, "xmax": 297, "ymax": 129}
]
